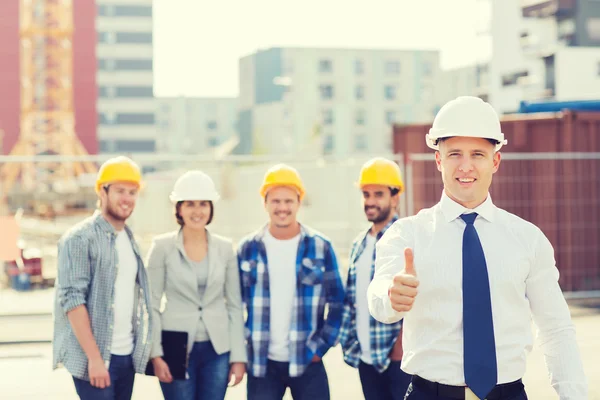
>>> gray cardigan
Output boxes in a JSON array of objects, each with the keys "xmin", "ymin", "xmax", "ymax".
[{"xmin": 146, "ymin": 229, "xmax": 247, "ymax": 363}]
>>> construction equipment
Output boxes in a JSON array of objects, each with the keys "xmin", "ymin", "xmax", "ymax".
[{"xmin": 0, "ymin": 0, "xmax": 96, "ymax": 217}]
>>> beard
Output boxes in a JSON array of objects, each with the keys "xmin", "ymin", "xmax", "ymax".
[
  {"xmin": 106, "ymin": 201, "xmax": 132, "ymax": 222},
  {"xmin": 365, "ymin": 204, "xmax": 392, "ymax": 224}
]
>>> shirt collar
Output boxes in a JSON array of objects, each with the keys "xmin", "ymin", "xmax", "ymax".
[{"xmin": 439, "ymin": 191, "xmax": 496, "ymax": 223}]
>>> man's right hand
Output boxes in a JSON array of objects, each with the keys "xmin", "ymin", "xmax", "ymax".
[
  {"xmin": 88, "ymin": 357, "xmax": 111, "ymax": 388},
  {"xmin": 388, "ymin": 248, "xmax": 419, "ymax": 312},
  {"xmin": 152, "ymin": 357, "xmax": 173, "ymax": 383}
]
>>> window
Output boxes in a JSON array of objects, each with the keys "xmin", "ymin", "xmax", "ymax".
[
  {"xmin": 319, "ymin": 84, "xmax": 334, "ymax": 100},
  {"xmin": 115, "ymin": 32, "xmax": 153, "ymax": 44},
  {"xmin": 115, "ymin": 59, "xmax": 153, "ymax": 71},
  {"xmin": 97, "ymin": 32, "xmax": 115, "ymax": 43},
  {"xmin": 422, "ymin": 62, "xmax": 432, "ymax": 77},
  {"xmin": 355, "ymin": 109, "xmax": 366, "ymax": 125},
  {"xmin": 114, "ymin": 140, "xmax": 156, "ymax": 152},
  {"xmin": 355, "ymin": 134, "xmax": 368, "ymax": 151},
  {"xmin": 384, "ymin": 85, "xmax": 397, "ymax": 100},
  {"xmin": 322, "ymin": 109, "xmax": 334, "ymax": 125},
  {"xmin": 98, "ymin": 5, "xmax": 153, "ymax": 17},
  {"xmin": 159, "ymin": 120, "xmax": 170, "ymax": 131},
  {"xmin": 115, "ymin": 113, "xmax": 155, "ymax": 125},
  {"xmin": 207, "ymin": 137, "xmax": 220, "ymax": 147},
  {"xmin": 355, "ymin": 59, "xmax": 365, "ymax": 75},
  {"xmin": 385, "ymin": 61, "xmax": 400, "ymax": 74},
  {"xmin": 323, "ymin": 135, "xmax": 335, "ymax": 154},
  {"xmin": 355, "ymin": 85, "xmax": 365, "ymax": 100},
  {"xmin": 502, "ymin": 70, "xmax": 528, "ymax": 86},
  {"xmin": 98, "ymin": 59, "xmax": 153, "ymax": 71},
  {"xmin": 206, "ymin": 121, "xmax": 218, "ymax": 130},
  {"xmin": 319, "ymin": 59, "xmax": 332, "ymax": 73},
  {"xmin": 385, "ymin": 110, "xmax": 396, "ymax": 125},
  {"xmin": 115, "ymin": 86, "xmax": 153, "ymax": 97}
]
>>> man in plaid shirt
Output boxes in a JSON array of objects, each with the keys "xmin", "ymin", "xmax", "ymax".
[
  {"xmin": 53, "ymin": 157, "xmax": 153, "ymax": 400},
  {"xmin": 338, "ymin": 158, "xmax": 412, "ymax": 400},
  {"xmin": 238, "ymin": 164, "xmax": 345, "ymax": 400}
]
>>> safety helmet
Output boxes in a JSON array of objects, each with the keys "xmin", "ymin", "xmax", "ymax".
[
  {"xmin": 357, "ymin": 157, "xmax": 404, "ymax": 194},
  {"xmin": 259, "ymin": 164, "xmax": 306, "ymax": 200},
  {"xmin": 95, "ymin": 156, "xmax": 142, "ymax": 193},
  {"xmin": 426, "ymin": 96, "xmax": 507, "ymax": 151},
  {"xmin": 169, "ymin": 170, "xmax": 220, "ymax": 203}
]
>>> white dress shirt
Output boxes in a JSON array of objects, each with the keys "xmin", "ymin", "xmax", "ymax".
[{"xmin": 368, "ymin": 192, "xmax": 587, "ymax": 399}]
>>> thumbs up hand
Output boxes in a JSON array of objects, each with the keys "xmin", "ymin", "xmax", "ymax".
[{"xmin": 388, "ymin": 248, "xmax": 419, "ymax": 313}]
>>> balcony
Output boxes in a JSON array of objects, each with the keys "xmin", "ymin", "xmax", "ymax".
[{"xmin": 522, "ymin": 0, "xmax": 575, "ymax": 18}]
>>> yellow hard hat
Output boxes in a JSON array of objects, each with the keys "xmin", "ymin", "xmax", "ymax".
[
  {"xmin": 357, "ymin": 157, "xmax": 404, "ymax": 194},
  {"xmin": 95, "ymin": 156, "xmax": 143, "ymax": 193},
  {"xmin": 260, "ymin": 164, "xmax": 306, "ymax": 200}
]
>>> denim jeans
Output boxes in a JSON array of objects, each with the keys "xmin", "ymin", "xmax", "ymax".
[
  {"xmin": 358, "ymin": 360, "xmax": 412, "ymax": 400},
  {"xmin": 72, "ymin": 354, "xmax": 135, "ymax": 400},
  {"xmin": 247, "ymin": 359, "xmax": 330, "ymax": 400},
  {"xmin": 159, "ymin": 341, "xmax": 230, "ymax": 400}
]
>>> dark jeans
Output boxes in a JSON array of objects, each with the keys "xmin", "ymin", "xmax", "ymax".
[
  {"xmin": 72, "ymin": 354, "xmax": 135, "ymax": 400},
  {"xmin": 359, "ymin": 360, "xmax": 412, "ymax": 400},
  {"xmin": 247, "ymin": 359, "xmax": 330, "ymax": 400},
  {"xmin": 403, "ymin": 378, "xmax": 528, "ymax": 400},
  {"xmin": 159, "ymin": 341, "xmax": 230, "ymax": 400}
]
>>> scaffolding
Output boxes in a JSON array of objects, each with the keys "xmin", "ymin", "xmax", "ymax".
[{"xmin": 0, "ymin": 0, "xmax": 96, "ymax": 215}]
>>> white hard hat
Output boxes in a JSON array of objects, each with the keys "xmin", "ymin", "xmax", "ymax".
[
  {"xmin": 426, "ymin": 96, "xmax": 507, "ymax": 151},
  {"xmin": 169, "ymin": 170, "xmax": 220, "ymax": 203}
]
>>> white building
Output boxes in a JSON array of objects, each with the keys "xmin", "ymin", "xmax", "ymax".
[
  {"xmin": 237, "ymin": 47, "xmax": 443, "ymax": 156},
  {"xmin": 479, "ymin": 0, "xmax": 600, "ymax": 114},
  {"xmin": 95, "ymin": 1, "xmax": 156, "ymax": 155},
  {"xmin": 155, "ymin": 97, "xmax": 238, "ymax": 155}
]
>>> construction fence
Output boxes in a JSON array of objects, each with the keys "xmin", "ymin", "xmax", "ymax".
[{"xmin": 2, "ymin": 152, "xmax": 599, "ymax": 292}]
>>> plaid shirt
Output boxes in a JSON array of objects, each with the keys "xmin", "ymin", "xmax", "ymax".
[
  {"xmin": 52, "ymin": 211, "xmax": 153, "ymax": 380},
  {"xmin": 237, "ymin": 224, "xmax": 346, "ymax": 378},
  {"xmin": 339, "ymin": 216, "xmax": 402, "ymax": 373}
]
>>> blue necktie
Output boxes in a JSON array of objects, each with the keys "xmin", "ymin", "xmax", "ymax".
[{"xmin": 461, "ymin": 213, "xmax": 497, "ymax": 399}]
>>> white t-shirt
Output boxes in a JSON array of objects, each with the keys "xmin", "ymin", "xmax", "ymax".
[
  {"xmin": 263, "ymin": 230, "xmax": 301, "ymax": 362},
  {"xmin": 356, "ymin": 233, "xmax": 377, "ymax": 364},
  {"xmin": 111, "ymin": 230, "xmax": 138, "ymax": 355}
]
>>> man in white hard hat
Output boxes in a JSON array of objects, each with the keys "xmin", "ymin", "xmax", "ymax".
[{"xmin": 368, "ymin": 96, "xmax": 587, "ymax": 399}]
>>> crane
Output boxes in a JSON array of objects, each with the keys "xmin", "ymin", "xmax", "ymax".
[{"xmin": 0, "ymin": 0, "xmax": 96, "ymax": 217}]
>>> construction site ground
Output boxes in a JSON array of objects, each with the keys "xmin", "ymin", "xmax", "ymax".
[{"xmin": 0, "ymin": 288, "xmax": 598, "ymax": 400}]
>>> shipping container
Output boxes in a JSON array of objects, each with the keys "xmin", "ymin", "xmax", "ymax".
[{"xmin": 392, "ymin": 111, "xmax": 600, "ymax": 292}]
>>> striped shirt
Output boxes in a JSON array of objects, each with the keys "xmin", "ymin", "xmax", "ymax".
[
  {"xmin": 339, "ymin": 216, "xmax": 402, "ymax": 373},
  {"xmin": 52, "ymin": 211, "xmax": 153, "ymax": 380},
  {"xmin": 237, "ymin": 224, "xmax": 346, "ymax": 378}
]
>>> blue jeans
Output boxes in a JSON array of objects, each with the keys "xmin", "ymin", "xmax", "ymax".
[
  {"xmin": 160, "ymin": 341, "xmax": 230, "ymax": 400},
  {"xmin": 247, "ymin": 359, "xmax": 330, "ymax": 400},
  {"xmin": 72, "ymin": 354, "xmax": 135, "ymax": 400},
  {"xmin": 359, "ymin": 360, "xmax": 412, "ymax": 400}
]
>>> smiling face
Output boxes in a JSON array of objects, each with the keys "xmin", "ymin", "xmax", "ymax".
[
  {"xmin": 264, "ymin": 186, "xmax": 300, "ymax": 229},
  {"xmin": 99, "ymin": 182, "xmax": 139, "ymax": 223},
  {"xmin": 361, "ymin": 184, "xmax": 398, "ymax": 225},
  {"xmin": 435, "ymin": 136, "xmax": 501, "ymax": 209},
  {"xmin": 177, "ymin": 200, "xmax": 213, "ymax": 230}
]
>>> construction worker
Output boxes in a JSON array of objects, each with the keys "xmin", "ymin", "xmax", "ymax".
[
  {"xmin": 368, "ymin": 96, "xmax": 588, "ymax": 399},
  {"xmin": 146, "ymin": 170, "xmax": 246, "ymax": 400},
  {"xmin": 237, "ymin": 164, "xmax": 346, "ymax": 400},
  {"xmin": 338, "ymin": 157, "xmax": 411, "ymax": 400},
  {"xmin": 52, "ymin": 156, "xmax": 153, "ymax": 400}
]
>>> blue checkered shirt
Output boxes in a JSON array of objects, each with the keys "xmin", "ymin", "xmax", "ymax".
[
  {"xmin": 237, "ymin": 224, "xmax": 346, "ymax": 378},
  {"xmin": 52, "ymin": 211, "xmax": 153, "ymax": 380},
  {"xmin": 339, "ymin": 216, "xmax": 402, "ymax": 373}
]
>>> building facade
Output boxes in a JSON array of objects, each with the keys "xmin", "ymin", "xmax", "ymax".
[{"xmin": 96, "ymin": 1, "xmax": 156, "ymax": 154}]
